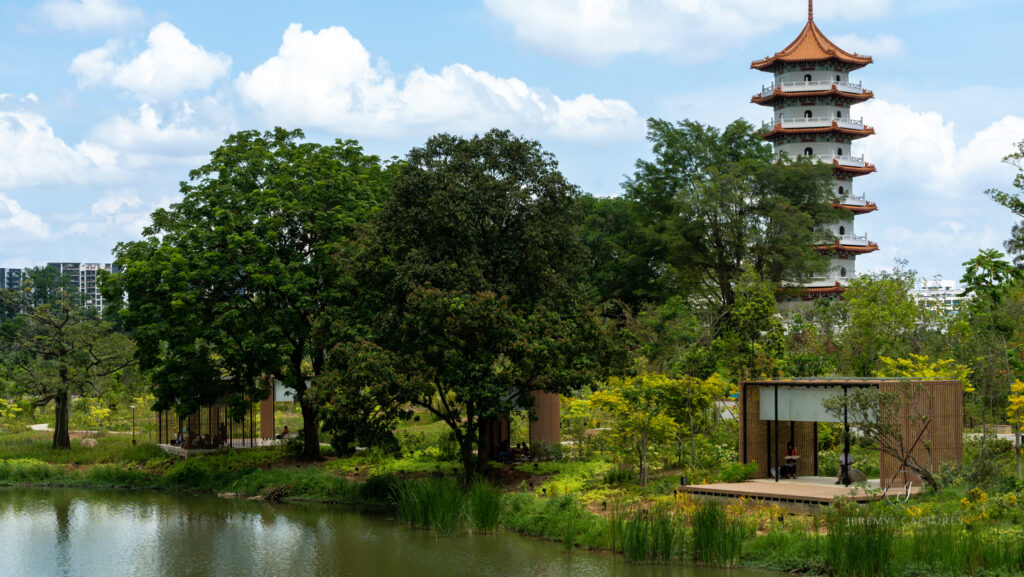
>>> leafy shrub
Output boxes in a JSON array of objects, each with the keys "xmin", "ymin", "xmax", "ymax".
[
  {"xmin": 603, "ymin": 468, "xmax": 636, "ymax": 486},
  {"xmin": 718, "ymin": 462, "xmax": 757, "ymax": 483},
  {"xmin": 0, "ymin": 458, "xmax": 62, "ymax": 483}
]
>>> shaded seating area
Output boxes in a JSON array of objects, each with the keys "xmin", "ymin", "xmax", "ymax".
[
  {"xmin": 155, "ymin": 397, "xmax": 261, "ymax": 455},
  {"xmin": 738, "ymin": 378, "xmax": 963, "ymax": 488}
]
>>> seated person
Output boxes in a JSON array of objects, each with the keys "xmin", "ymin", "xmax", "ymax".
[
  {"xmin": 275, "ymin": 425, "xmax": 290, "ymax": 440},
  {"xmin": 784, "ymin": 442, "xmax": 799, "ymax": 479}
]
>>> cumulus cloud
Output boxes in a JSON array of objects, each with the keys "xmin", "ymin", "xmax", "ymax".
[
  {"xmin": 0, "ymin": 110, "xmax": 118, "ymax": 189},
  {"xmin": 858, "ymin": 100, "xmax": 1024, "ymax": 197},
  {"xmin": 89, "ymin": 102, "xmax": 225, "ymax": 157},
  {"xmin": 832, "ymin": 34, "xmax": 906, "ymax": 58},
  {"xmin": 39, "ymin": 0, "xmax": 143, "ymax": 33},
  {"xmin": 91, "ymin": 188, "xmax": 141, "ymax": 216},
  {"xmin": 0, "ymin": 195, "xmax": 50, "ymax": 240},
  {"xmin": 236, "ymin": 24, "xmax": 642, "ymax": 142},
  {"xmin": 483, "ymin": 0, "xmax": 893, "ymax": 64},
  {"xmin": 71, "ymin": 22, "xmax": 231, "ymax": 100}
]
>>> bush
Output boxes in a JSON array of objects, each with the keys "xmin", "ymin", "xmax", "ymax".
[
  {"xmin": 0, "ymin": 458, "xmax": 62, "ymax": 483},
  {"xmin": 717, "ymin": 462, "xmax": 757, "ymax": 483},
  {"xmin": 603, "ymin": 468, "xmax": 635, "ymax": 486}
]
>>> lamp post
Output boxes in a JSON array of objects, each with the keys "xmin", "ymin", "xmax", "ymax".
[{"xmin": 130, "ymin": 405, "xmax": 136, "ymax": 446}]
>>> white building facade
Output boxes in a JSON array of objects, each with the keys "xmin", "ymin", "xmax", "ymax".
[{"xmin": 751, "ymin": 1, "xmax": 878, "ymax": 299}]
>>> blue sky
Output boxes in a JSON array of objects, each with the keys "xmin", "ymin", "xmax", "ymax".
[{"xmin": 1, "ymin": 0, "xmax": 1022, "ymax": 285}]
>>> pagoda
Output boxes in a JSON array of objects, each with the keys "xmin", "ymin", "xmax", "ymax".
[{"xmin": 751, "ymin": 0, "xmax": 878, "ymax": 298}]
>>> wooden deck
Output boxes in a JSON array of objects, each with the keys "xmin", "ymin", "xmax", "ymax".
[{"xmin": 680, "ymin": 477, "xmax": 920, "ymax": 507}]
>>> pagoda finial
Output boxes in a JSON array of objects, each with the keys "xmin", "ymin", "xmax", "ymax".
[{"xmin": 809, "ymin": 0, "xmax": 814, "ymax": 22}]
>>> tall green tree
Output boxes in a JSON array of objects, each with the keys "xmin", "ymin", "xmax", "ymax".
[
  {"xmin": 624, "ymin": 118, "xmax": 836, "ymax": 318},
  {"xmin": 378, "ymin": 129, "xmax": 613, "ymax": 476},
  {"xmin": 108, "ymin": 128, "xmax": 393, "ymax": 459},
  {"xmin": 984, "ymin": 140, "xmax": 1024, "ymax": 267},
  {"xmin": 1, "ymin": 279, "xmax": 134, "ymax": 449},
  {"xmin": 836, "ymin": 264, "xmax": 924, "ymax": 376}
]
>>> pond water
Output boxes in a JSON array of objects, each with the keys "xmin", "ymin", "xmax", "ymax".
[{"xmin": 0, "ymin": 487, "xmax": 776, "ymax": 577}]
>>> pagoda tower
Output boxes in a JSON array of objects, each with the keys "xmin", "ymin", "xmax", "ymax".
[{"xmin": 751, "ymin": 0, "xmax": 878, "ymax": 298}]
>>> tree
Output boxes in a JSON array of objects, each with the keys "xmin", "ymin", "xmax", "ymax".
[
  {"xmin": 590, "ymin": 373, "xmax": 677, "ymax": 486},
  {"xmin": 377, "ymin": 129, "xmax": 611, "ymax": 477},
  {"xmin": 624, "ymin": 118, "xmax": 836, "ymax": 320},
  {"xmin": 1, "ymin": 280, "xmax": 134, "ymax": 449},
  {"xmin": 984, "ymin": 140, "xmax": 1024, "ymax": 266},
  {"xmin": 836, "ymin": 263, "xmax": 923, "ymax": 376},
  {"xmin": 663, "ymin": 374, "xmax": 731, "ymax": 471},
  {"xmin": 824, "ymin": 381, "xmax": 943, "ymax": 492},
  {"xmin": 109, "ymin": 128, "xmax": 393, "ymax": 459},
  {"xmin": 1007, "ymin": 380, "xmax": 1024, "ymax": 480}
]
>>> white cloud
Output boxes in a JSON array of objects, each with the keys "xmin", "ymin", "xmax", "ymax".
[
  {"xmin": 90, "ymin": 102, "xmax": 223, "ymax": 155},
  {"xmin": 0, "ymin": 110, "xmax": 119, "ymax": 188},
  {"xmin": 71, "ymin": 22, "xmax": 231, "ymax": 100},
  {"xmin": 0, "ymin": 194, "xmax": 50, "ymax": 239},
  {"xmin": 236, "ymin": 24, "xmax": 642, "ymax": 142},
  {"xmin": 857, "ymin": 100, "xmax": 1024, "ymax": 197},
  {"xmin": 91, "ymin": 188, "xmax": 141, "ymax": 216},
  {"xmin": 483, "ymin": 0, "xmax": 893, "ymax": 64},
  {"xmin": 832, "ymin": 34, "xmax": 905, "ymax": 58},
  {"xmin": 40, "ymin": 0, "xmax": 143, "ymax": 33}
]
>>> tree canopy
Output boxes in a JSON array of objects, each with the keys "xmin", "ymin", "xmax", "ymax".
[{"xmin": 108, "ymin": 128, "xmax": 394, "ymax": 459}]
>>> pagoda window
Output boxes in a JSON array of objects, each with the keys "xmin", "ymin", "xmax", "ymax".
[
  {"xmin": 804, "ymin": 74, "xmax": 812, "ymax": 82},
  {"xmin": 835, "ymin": 75, "xmax": 841, "ymax": 83},
  {"xmin": 839, "ymin": 226, "xmax": 846, "ymax": 235},
  {"xmin": 836, "ymin": 110, "xmax": 843, "ymax": 119},
  {"xmin": 838, "ymin": 186, "xmax": 845, "ymax": 196},
  {"xmin": 804, "ymin": 110, "xmax": 813, "ymax": 119},
  {"xmin": 837, "ymin": 147, "xmax": 844, "ymax": 156},
  {"xmin": 840, "ymin": 267, "xmax": 848, "ymax": 277},
  {"xmin": 804, "ymin": 147, "xmax": 813, "ymax": 157}
]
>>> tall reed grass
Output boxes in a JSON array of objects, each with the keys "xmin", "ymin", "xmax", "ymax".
[
  {"xmin": 691, "ymin": 500, "xmax": 745, "ymax": 567},
  {"xmin": 609, "ymin": 502, "xmax": 687, "ymax": 564},
  {"xmin": 466, "ymin": 480, "xmax": 503, "ymax": 533},
  {"xmin": 826, "ymin": 510, "xmax": 896, "ymax": 577},
  {"xmin": 394, "ymin": 477, "xmax": 507, "ymax": 537}
]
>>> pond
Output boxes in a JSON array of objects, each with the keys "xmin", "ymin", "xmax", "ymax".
[{"xmin": 0, "ymin": 487, "xmax": 778, "ymax": 577}]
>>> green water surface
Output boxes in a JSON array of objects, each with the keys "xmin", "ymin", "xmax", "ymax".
[{"xmin": 0, "ymin": 487, "xmax": 776, "ymax": 577}]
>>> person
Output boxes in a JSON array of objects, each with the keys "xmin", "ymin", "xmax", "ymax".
[
  {"xmin": 784, "ymin": 442, "xmax": 799, "ymax": 479},
  {"xmin": 836, "ymin": 449, "xmax": 853, "ymax": 484},
  {"xmin": 173, "ymin": 431, "xmax": 183, "ymax": 446},
  {"xmin": 276, "ymin": 425, "xmax": 290, "ymax": 440}
]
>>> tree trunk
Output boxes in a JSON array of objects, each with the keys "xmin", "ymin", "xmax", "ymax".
[
  {"xmin": 299, "ymin": 395, "xmax": 321, "ymax": 460},
  {"xmin": 460, "ymin": 428, "xmax": 475, "ymax": 482},
  {"xmin": 53, "ymin": 389, "xmax": 71, "ymax": 450}
]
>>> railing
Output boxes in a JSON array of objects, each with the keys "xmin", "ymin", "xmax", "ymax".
[
  {"xmin": 817, "ymin": 154, "xmax": 867, "ymax": 167},
  {"xmin": 766, "ymin": 117, "xmax": 866, "ymax": 130},
  {"xmin": 836, "ymin": 193, "xmax": 868, "ymax": 206},
  {"xmin": 836, "ymin": 233, "xmax": 871, "ymax": 246},
  {"xmin": 757, "ymin": 80, "xmax": 866, "ymax": 98}
]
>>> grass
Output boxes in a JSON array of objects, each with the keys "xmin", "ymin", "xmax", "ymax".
[
  {"xmin": 393, "ymin": 477, "xmax": 466, "ymax": 536},
  {"xmin": 691, "ymin": 500, "xmax": 745, "ymax": 567},
  {"xmin": 466, "ymin": 480, "xmax": 503, "ymax": 533}
]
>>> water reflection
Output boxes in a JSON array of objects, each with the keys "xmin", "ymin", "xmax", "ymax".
[{"xmin": 0, "ymin": 488, "xmax": 776, "ymax": 577}]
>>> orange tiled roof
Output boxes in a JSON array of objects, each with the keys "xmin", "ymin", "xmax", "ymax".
[
  {"xmin": 751, "ymin": 20, "xmax": 873, "ymax": 71},
  {"xmin": 814, "ymin": 242, "xmax": 880, "ymax": 254},
  {"xmin": 751, "ymin": 87, "xmax": 874, "ymax": 106},
  {"xmin": 803, "ymin": 283, "xmax": 847, "ymax": 296},
  {"xmin": 833, "ymin": 201, "xmax": 878, "ymax": 214},
  {"xmin": 761, "ymin": 123, "xmax": 875, "ymax": 140}
]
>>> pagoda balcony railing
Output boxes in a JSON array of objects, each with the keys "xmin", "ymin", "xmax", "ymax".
[
  {"xmin": 758, "ymin": 80, "xmax": 866, "ymax": 97},
  {"xmin": 837, "ymin": 193, "xmax": 868, "ymax": 206},
  {"xmin": 816, "ymin": 154, "xmax": 867, "ymax": 167},
  {"xmin": 766, "ymin": 117, "xmax": 866, "ymax": 130},
  {"xmin": 836, "ymin": 233, "xmax": 871, "ymax": 246}
]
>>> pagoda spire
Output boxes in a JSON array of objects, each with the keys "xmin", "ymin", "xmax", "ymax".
[{"xmin": 808, "ymin": 0, "xmax": 814, "ymax": 22}]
